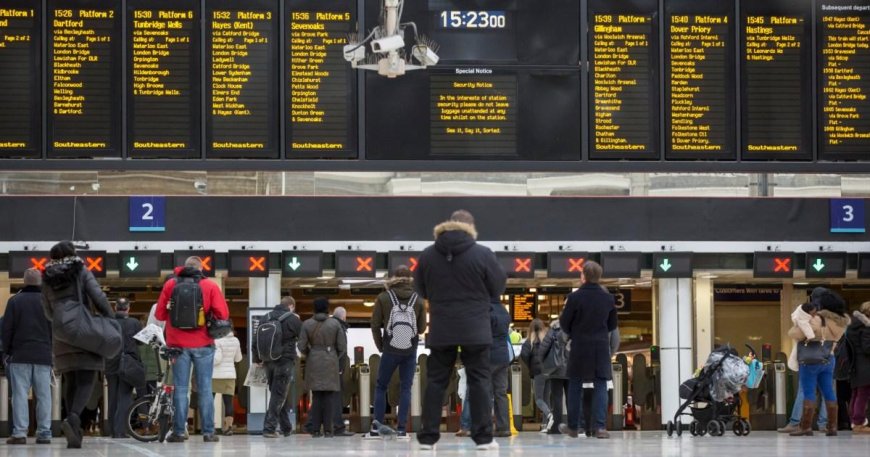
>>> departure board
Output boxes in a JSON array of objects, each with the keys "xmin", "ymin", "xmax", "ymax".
[
  {"xmin": 46, "ymin": 0, "xmax": 121, "ymax": 158},
  {"xmin": 741, "ymin": 0, "xmax": 813, "ymax": 160},
  {"xmin": 286, "ymin": 0, "xmax": 357, "ymax": 158},
  {"xmin": 0, "ymin": 2, "xmax": 40, "ymax": 158},
  {"xmin": 127, "ymin": 0, "xmax": 200, "ymax": 159},
  {"xmin": 205, "ymin": 0, "xmax": 278, "ymax": 159},
  {"xmin": 818, "ymin": 1, "xmax": 870, "ymax": 160},
  {"xmin": 664, "ymin": 0, "xmax": 736, "ymax": 160},
  {"xmin": 588, "ymin": 0, "xmax": 660, "ymax": 159}
]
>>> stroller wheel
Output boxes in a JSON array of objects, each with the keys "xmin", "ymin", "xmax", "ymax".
[
  {"xmin": 697, "ymin": 424, "xmax": 707, "ymax": 437},
  {"xmin": 715, "ymin": 420, "xmax": 727, "ymax": 437},
  {"xmin": 732, "ymin": 420, "xmax": 745, "ymax": 436},
  {"xmin": 675, "ymin": 419, "xmax": 683, "ymax": 437},
  {"xmin": 666, "ymin": 421, "xmax": 675, "ymax": 437},
  {"xmin": 739, "ymin": 419, "xmax": 751, "ymax": 436},
  {"xmin": 689, "ymin": 421, "xmax": 698, "ymax": 436},
  {"xmin": 706, "ymin": 420, "xmax": 722, "ymax": 437}
]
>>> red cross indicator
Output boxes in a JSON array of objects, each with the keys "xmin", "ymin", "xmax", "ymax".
[
  {"xmin": 356, "ymin": 256, "xmax": 373, "ymax": 272},
  {"xmin": 85, "ymin": 256, "xmax": 103, "ymax": 272},
  {"xmin": 30, "ymin": 257, "xmax": 48, "ymax": 271},
  {"xmin": 201, "ymin": 256, "xmax": 213, "ymax": 272},
  {"xmin": 409, "ymin": 257, "xmax": 419, "ymax": 272},
  {"xmin": 773, "ymin": 257, "xmax": 791, "ymax": 272},
  {"xmin": 567, "ymin": 257, "xmax": 585, "ymax": 272},
  {"xmin": 515, "ymin": 258, "xmax": 532, "ymax": 273},
  {"xmin": 249, "ymin": 256, "xmax": 266, "ymax": 272}
]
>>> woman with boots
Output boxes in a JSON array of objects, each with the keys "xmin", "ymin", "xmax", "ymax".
[
  {"xmin": 213, "ymin": 331, "xmax": 243, "ymax": 435},
  {"xmin": 788, "ymin": 291, "xmax": 850, "ymax": 437},
  {"xmin": 846, "ymin": 302, "xmax": 870, "ymax": 433},
  {"xmin": 41, "ymin": 241, "xmax": 115, "ymax": 448}
]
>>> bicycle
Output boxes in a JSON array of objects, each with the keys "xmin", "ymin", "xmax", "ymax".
[{"xmin": 126, "ymin": 339, "xmax": 183, "ymax": 443}]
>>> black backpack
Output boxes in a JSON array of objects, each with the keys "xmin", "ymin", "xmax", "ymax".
[
  {"xmin": 256, "ymin": 312, "xmax": 293, "ymax": 362},
  {"xmin": 169, "ymin": 276, "xmax": 204, "ymax": 330},
  {"xmin": 834, "ymin": 334, "xmax": 855, "ymax": 381}
]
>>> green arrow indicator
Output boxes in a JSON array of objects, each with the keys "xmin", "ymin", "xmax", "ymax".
[
  {"xmin": 288, "ymin": 257, "xmax": 302, "ymax": 271},
  {"xmin": 126, "ymin": 257, "xmax": 139, "ymax": 271},
  {"xmin": 659, "ymin": 258, "xmax": 672, "ymax": 272},
  {"xmin": 812, "ymin": 258, "xmax": 825, "ymax": 272}
]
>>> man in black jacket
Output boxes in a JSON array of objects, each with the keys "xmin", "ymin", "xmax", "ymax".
[
  {"xmin": 106, "ymin": 298, "xmax": 143, "ymax": 438},
  {"xmin": 255, "ymin": 296, "xmax": 303, "ymax": 438},
  {"xmin": 2, "ymin": 269, "xmax": 53, "ymax": 444},
  {"xmin": 414, "ymin": 210, "xmax": 506, "ymax": 451}
]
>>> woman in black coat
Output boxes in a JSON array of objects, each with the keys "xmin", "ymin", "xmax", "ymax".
[
  {"xmin": 105, "ymin": 298, "xmax": 143, "ymax": 438},
  {"xmin": 42, "ymin": 241, "xmax": 114, "ymax": 449},
  {"xmin": 847, "ymin": 302, "xmax": 870, "ymax": 433}
]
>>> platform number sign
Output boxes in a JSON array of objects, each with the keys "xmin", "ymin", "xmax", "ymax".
[
  {"xmin": 129, "ymin": 196, "xmax": 166, "ymax": 232},
  {"xmin": 830, "ymin": 199, "xmax": 865, "ymax": 234}
]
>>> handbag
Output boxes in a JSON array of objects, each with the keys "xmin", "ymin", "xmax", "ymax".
[
  {"xmin": 119, "ymin": 352, "xmax": 146, "ymax": 388},
  {"xmin": 206, "ymin": 311, "xmax": 233, "ymax": 339},
  {"xmin": 52, "ymin": 274, "xmax": 122, "ymax": 360},
  {"xmin": 797, "ymin": 317, "xmax": 833, "ymax": 365}
]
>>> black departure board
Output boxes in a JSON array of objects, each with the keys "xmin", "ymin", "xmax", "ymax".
[
  {"xmin": 817, "ymin": 1, "xmax": 870, "ymax": 160},
  {"xmin": 0, "ymin": 2, "xmax": 40, "ymax": 158},
  {"xmin": 286, "ymin": 0, "xmax": 357, "ymax": 158},
  {"xmin": 47, "ymin": 0, "xmax": 121, "ymax": 158},
  {"xmin": 664, "ymin": 0, "xmax": 736, "ymax": 160},
  {"xmin": 205, "ymin": 0, "xmax": 278, "ymax": 159},
  {"xmin": 741, "ymin": 0, "xmax": 813, "ymax": 160},
  {"xmin": 588, "ymin": 0, "xmax": 660, "ymax": 159},
  {"xmin": 126, "ymin": 0, "xmax": 200, "ymax": 159}
]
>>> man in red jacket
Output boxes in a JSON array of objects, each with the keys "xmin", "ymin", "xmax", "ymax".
[{"xmin": 155, "ymin": 257, "xmax": 230, "ymax": 443}]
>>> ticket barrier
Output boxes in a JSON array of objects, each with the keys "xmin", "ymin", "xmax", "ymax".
[
  {"xmin": 774, "ymin": 362, "xmax": 787, "ymax": 428},
  {"xmin": 410, "ymin": 364, "xmax": 422, "ymax": 431},
  {"xmin": 356, "ymin": 364, "xmax": 371, "ymax": 433},
  {"xmin": 510, "ymin": 363, "xmax": 523, "ymax": 430},
  {"xmin": 610, "ymin": 363, "xmax": 624, "ymax": 431}
]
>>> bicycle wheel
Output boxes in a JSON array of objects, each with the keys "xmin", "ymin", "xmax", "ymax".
[
  {"xmin": 126, "ymin": 396, "xmax": 159, "ymax": 442},
  {"xmin": 157, "ymin": 412, "xmax": 171, "ymax": 443}
]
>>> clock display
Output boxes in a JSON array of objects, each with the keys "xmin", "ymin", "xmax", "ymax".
[{"xmin": 439, "ymin": 10, "xmax": 507, "ymax": 28}]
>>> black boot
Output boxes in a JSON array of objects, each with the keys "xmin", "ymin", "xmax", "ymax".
[{"xmin": 62, "ymin": 413, "xmax": 83, "ymax": 449}]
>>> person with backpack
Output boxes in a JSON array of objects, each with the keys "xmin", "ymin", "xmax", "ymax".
[
  {"xmin": 155, "ymin": 256, "xmax": 230, "ymax": 443},
  {"xmin": 520, "ymin": 318, "xmax": 550, "ymax": 432},
  {"xmin": 298, "ymin": 297, "xmax": 347, "ymax": 437},
  {"xmin": 254, "ymin": 296, "xmax": 303, "ymax": 438},
  {"xmin": 540, "ymin": 320, "xmax": 569, "ymax": 434},
  {"xmin": 370, "ymin": 266, "xmax": 426, "ymax": 439},
  {"xmin": 105, "ymin": 298, "xmax": 144, "ymax": 439},
  {"xmin": 845, "ymin": 301, "xmax": 870, "ymax": 433}
]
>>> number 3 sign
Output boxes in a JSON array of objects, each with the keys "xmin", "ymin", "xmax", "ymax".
[
  {"xmin": 830, "ymin": 199, "xmax": 865, "ymax": 234},
  {"xmin": 129, "ymin": 196, "xmax": 166, "ymax": 232}
]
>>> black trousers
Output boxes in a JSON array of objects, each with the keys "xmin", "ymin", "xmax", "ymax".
[
  {"xmin": 309, "ymin": 391, "xmax": 335, "ymax": 435},
  {"xmin": 212, "ymin": 393, "xmax": 234, "ymax": 418},
  {"xmin": 418, "ymin": 345, "xmax": 492, "ymax": 446},
  {"xmin": 63, "ymin": 370, "xmax": 97, "ymax": 420},
  {"xmin": 333, "ymin": 375, "xmax": 345, "ymax": 432},
  {"xmin": 107, "ymin": 375, "xmax": 134, "ymax": 437},
  {"xmin": 263, "ymin": 361, "xmax": 294, "ymax": 433},
  {"xmin": 548, "ymin": 378, "xmax": 569, "ymax": 433}
]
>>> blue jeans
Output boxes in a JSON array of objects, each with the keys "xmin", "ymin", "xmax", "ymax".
[
  {"xmin": 567, "ymin": 378, "xmax": 607, "ymax": 432},
  {"xmin": 172, "ymin": 346, "xmax": 216, "ymax": 435},
  {"xmin": 8, "ymin": 363, "xmax": 52, "ymax": 439},
  {"xmin": 374, "ymin": 351, "xmax": 416, "ymax": 432},
  {"xmin": 460, "ymin": 395, "xmax": 471, "ymax": 431},
  {"xmin": 799, "ymin": 359, "xmax": 836, "ymax": 403},
  {"xmin": 788, "ymin": 378, "xmax": 827, "ymax": 427}
]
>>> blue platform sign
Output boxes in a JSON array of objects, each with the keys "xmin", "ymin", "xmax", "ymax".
[
  {"xmin": 830, "ymin": 199, "xmax": 865, "ymax": 234},
  {"xmin": 129, "ymin": 196, "xmax": 166, "ymax": 232}
]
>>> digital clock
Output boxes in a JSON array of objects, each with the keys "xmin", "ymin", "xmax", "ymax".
[{"xmin": 439, "ymin": 10, "xmax": 506, "ymax": 29}]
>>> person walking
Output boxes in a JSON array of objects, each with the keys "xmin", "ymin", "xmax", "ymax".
[
  {"xmin": 370, "ymin": 265, "xmax": 426, "ymax": 438},
  {"xmin": 489, "ymin": 301, "xmax": 514, "ymax": 437},
  {"xmin": 41, "ymin": 241, "xmax": 115, "ymax": 449},
  {"xmin": 520, "ymin": 318, "xmax": 551, "ymax": 432},
  {"xmin": 540, "ymin": 320, "xmax": 569, "ymax": 434},
  {"xmin": 155, "ymin": 256, "xmax": 230, "ymax": 443},
  {"xmin": 298, "ymin": 298, "xmax": 346, "ymax": 437},
  {"xmin": 846, "ymin": 302, "xmax": 870, "ymax": 433},
  {"xmin": 213, "ymin": 330, "xmax": 243, "ymax": 436},
  {"xmin": 106, "ymin": 298, "xmax": 143, "ymax": 439},
  {"xmin": 2, "ymin": 269, "xmax": 53, "ymax": 445},
  {"xmin": 414, "ymin": 210, "xmax": 506, "ymax": 451},
  {"xmin": 254, "ymin": 297, "xmax": 302, "ymax": 438},
  {"xmin": 558, "ymin": 261, "xmax": 617, "ymax": 440}
]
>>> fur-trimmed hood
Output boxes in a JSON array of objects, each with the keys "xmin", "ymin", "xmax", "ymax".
[
  {"xmin": 42, "ymin": 256, "xmax": 84, "ymax": 289},
  {"xmin": 852, "ymin": 310, "xmax": 870, "ymax": 327},
  {"xmin": 818, "ymin": 309, "xmax": 851, "ymax": 328},
  {"xmin": 433, "ymin": 221, "xmax": 477, "ymax": 240},
  {"xmin": 433, "ymin": 221, "xmax": 478, "ymax": 262}
]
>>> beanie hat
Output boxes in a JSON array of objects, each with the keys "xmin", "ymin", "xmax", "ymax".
[{"xmin": 314, "ymin": 297, "xmax": 329, "ymax": 314}]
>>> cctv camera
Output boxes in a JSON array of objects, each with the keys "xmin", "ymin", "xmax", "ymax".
[
  {"xmin": 412, "ymin": 44, "xmax": 439, "ymax": 66},
  {"xmin": 371, "ymin": 35, "xmax": 405, "ymax": 54},
  {"xmin": 194, "ymin": 180, "xmax": 207, "ymax": 192},
  {"xmin": 343, "ymin": 43, "xmax": 365, "ymax": 63}
]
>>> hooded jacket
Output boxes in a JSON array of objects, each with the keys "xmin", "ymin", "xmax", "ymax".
[
  {"xmin": 253, "ymin": 304, "xmax": 303, "ymax": 364},
  {"xmin": 371, "ymin": 277, "xmax": 427, "ymax": 353},
  {"xmin": 414, "ymin": 220, "xmax": 507, "ymax": 346},
  {"xmin": 2, "ymin": 285, "xmax": 52, "ymax": 366},
  {"xmin": 298, "ymin": 313, "xmax": 347, "ymax": 392},
  {"xmin": 155, "ymin": 266, "xmax": 230, "ymax": 348},
  {"xmin": 846, "ymin": 311, "xmax": 870, "ymax": 388}
]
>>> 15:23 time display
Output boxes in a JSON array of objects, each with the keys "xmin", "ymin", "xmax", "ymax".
[{"xmin": 439, "ymin": 10, "xmax": 507, "ymax": 29}]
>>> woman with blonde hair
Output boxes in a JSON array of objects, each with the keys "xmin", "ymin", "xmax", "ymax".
[{"xmin": 521, "ymin": 319, "xmax": 552, "ymax": 431}]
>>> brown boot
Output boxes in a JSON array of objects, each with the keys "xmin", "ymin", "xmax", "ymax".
[
  {"xmin": 790, "ymin": 400, "xmax": 816, "ymax": 436},
  {"xmin": 825, "ymin": 402, "xmax": 838, "ymax": 436}
]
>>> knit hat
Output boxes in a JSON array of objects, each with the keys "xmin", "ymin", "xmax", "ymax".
[{"xmin": 314, "ymin": 297, "xmax": 330, "ymax": 314}]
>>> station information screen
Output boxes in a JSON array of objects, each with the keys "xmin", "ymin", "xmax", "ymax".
[
  {"xmin": 510, "ymin": 293, "xmax": 537, "ymax": 322},
  {"xmin": 0, "ymin": 2, "xmax": 40, "ymax": 158},
  {"xmin": 46, "ymin": 0, "xmax": 121, "ymax": 158},
  {"xmin": 126, "ymin": 0, "xmax": 200, "ymax": 159},
  {"xmin": 205, "ymin": 0, "xmax": 278, "ymax": 158},
  {"xmin": 664, "ymin": 0, "xmax": 736, "ymax": 160},
  {"xmin": 741, "ymin": 0, "xmax": 813, "ymax": 160},
  {"xmin": 286, "ymin": 0, "xmax": 357, "ymax": 158},
  {"xmin": 817, "ymin": 1, "xmax": 870, "ymax": 160},
  {"xmin": 588, "ymin": 0, "xmax": 660, "ymax": 159}
]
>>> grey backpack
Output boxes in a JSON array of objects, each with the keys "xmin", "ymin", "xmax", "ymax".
[{"xmin": 386, "ymin": 290, "xmax": 418, "ymax": 355}]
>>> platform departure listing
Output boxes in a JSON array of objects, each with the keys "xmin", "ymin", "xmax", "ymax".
[{"xmin": 0, "ymin": 5, "xmax": 37, "ymax": 152}]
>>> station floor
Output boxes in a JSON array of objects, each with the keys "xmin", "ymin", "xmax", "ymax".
[{"xmin": 2, "ymin": 432, "xmax": 870, "ymax": 457}]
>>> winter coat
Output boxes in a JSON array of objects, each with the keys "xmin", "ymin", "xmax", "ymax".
[
  {"xmin": 213, "ymin": 334, "xmax": 243, "ymax": 380},
  {"xmin": 253, "ymin": 305, "xmax": 303, "ymax": 364},
  {"xmin": 560, "ymin": 283, "xmax": 617, "ymax": 381},
  {"xmin": 787, "ymin": 309, "xmax": 850, "ymax": 344},
  {"xmin": 2, "ymin": 286, "xmax": 52, "ymax": 366},
  {"xmin": 155, "ymin": 266, "xmax": 230, "ymax": 348},
  {"xmin": 298, "ymin": 313, "xmax": 347, "ymax": 392},
  {"xmin": 414, "ymin": 220, "xmax": 507, "ymax": 346},
  {"xmin": 490, "ymin": 302, "xmax": 513, "ymax": 368},
  {"xmin": 539, "ymin": 324, "xmax": 569, "ymax": 379},
  {"xmin": 41, "ymin": 257, "xmax": 114, "ymax": 373},
  {"xmin": 846, "ymin": 311, "xmax": 870, "ymax": 388},
  {"xmin": 520, "ymin": 338, "xmax": 545, "ymax": 377},
  {"xmin": 105, "ymin": 312, "xmax": 143, "ymax": 376},
  {"xmin": 371, "ymin": 278, "xmax": 427, "ymax": 353}
]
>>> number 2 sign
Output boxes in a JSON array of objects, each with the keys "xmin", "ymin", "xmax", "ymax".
[
  {"xmin": 129, "ymin": 196, "xmax": 166, "ymax": 232},
  {"xmin": 830, "ymin": 199, "xmax": 865, "ymax": 234}
]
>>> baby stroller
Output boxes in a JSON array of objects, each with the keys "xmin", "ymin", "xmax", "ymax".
[{"xmin": 666, "ymin": 345, "xmax": 761, "ymax": 437}]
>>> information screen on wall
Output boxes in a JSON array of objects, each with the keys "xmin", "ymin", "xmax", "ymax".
[
  {"xmin": 740, "ymin": 0, "xmax": 813, "ymax": 160},
  {"xmin": 126, "ymin": 0, "xmax": 200, "ymax": 159},
  {"xmin": 46, "ymin": 0, "xmax": 122, "ymax": 158},
  {"xmin": 0, "ymin": 2, "xmax": 40, "ymax": 158},
  {"xmin": 205, "ymin": 0, "xmax": 278, "ymax": 158}
]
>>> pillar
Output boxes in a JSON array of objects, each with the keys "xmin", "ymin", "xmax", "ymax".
[
  {"xmin": 249, "ymin": 273, "xmax": 282, "ymax": 309},
  {"xmin": 658, "ymin": 278, "xmax": 694, "ymax": 427},
  {"xmin": 0, "ymin": 272, "xmax": 11, "ymax": 314},
  {"xmin": 694, "ymin": 277, "xmax": 713, "ymax": 369}
]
